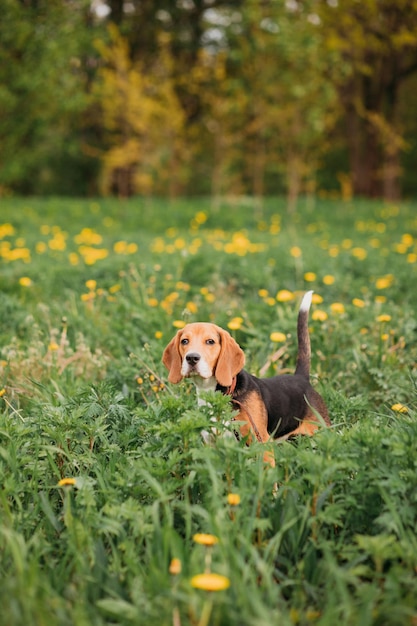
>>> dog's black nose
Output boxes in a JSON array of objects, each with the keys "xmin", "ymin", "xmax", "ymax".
[{"xmin": 186, "ymin": 353, "xmax": 201, "ymax": 365}]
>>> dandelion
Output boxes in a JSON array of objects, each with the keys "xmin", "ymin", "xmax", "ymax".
[
  {"xmin": 323, "ymin": 275, "xmax": 335, "ymax": 285},
  {"xmin": 352, "ymin": 247, "xmax": 367, "ymax": 260},
  {"xmin": 57, "ymin": 477, "xmax": 76, "ymax": 487},
  {"xmin": 173, "ymin": 320, "xmax": 186, "ymax": 329},
  {"xmin": 227, "ymin": 493, "xmax": 241, "ymax": 506},
  {"xmin": 290, "ymin": 246, "xmax": 302, "ymax": 258},
  {"xmin": 312, "ymin": 293, "xmax": 323, "ymax": 304},
  {"xmin": 376, "ymin": 314, "xmax": 391, "ymax": 323},
  {"xmin": 352, "ymin": 298, "xmax": 365, "ymax": 308},
  {"xmin": 228, "ymin": 317, "xmax": 243, "ymax": 331},
  {"xmin": 276, "ymin": 289, "xmax": 294, "ymax": 302},
  {"xmin": 312, "ymin": 310, "xmax": 328, "ymax": 322},
  {"xmin": 85, "ymin": 279, "xmax": 97, "ymax": 291},
  {"xmin": 391, "ymin": 403, "xmax": 409, "ymax": 414},
  {"xmin": 304, "ymin": 272, "xmax": 316, "ymax": 282},
  {"xmin": 375, "ymin": 275, "xmax": 394, "ymax": 290},
  {"xmin": 193, "ymin": 534, "xmax": 219, "ymax": 547},
  {"xmin": 191, "ymin": 573, "xmax": 230, "ymax": 592},
  {"xmin": 155, "ymin": 331, "xmax": 163, "ymax": 340},
  {"xmin": 0, "ymin": 388, "xmax": 6, "ymax": 397},
  {"xmin": 270, "ymin": 332, "xmax": 286, "ymax": 343},
  {"xmin": 258, "ymin": 288, "xmax": 269, "ymax": 298},
  {"xmin": 330, "ymin": 302, "xmax": 345, "ymax": 315},
  {"xmin": 19, "ymin": 276, "xmax": 32, "ymax": 287},
  {"xmin": 136, "ymin": 377, "xmax": 143, "ymax": 385},
  {"xmin": 48, "ymin": 342, "xmax": 59, "ymax": 351},
  {"xmin": 169, "ymin": 558, "xmax": 182, "ymax": 575}
]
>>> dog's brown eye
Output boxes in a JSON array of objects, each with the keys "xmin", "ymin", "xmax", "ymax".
[
  {"xmin": 206, "ymin": 339, "xmax": 216, "ymax": 345},
  {"xmin": 181, "ymin": 338, "xmax": 189, "ymax": 345}
]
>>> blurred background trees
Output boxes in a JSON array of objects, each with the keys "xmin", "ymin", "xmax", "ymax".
[{"xmin": 1, "ymin": 0, "xmax": 417, "ymax": 201}]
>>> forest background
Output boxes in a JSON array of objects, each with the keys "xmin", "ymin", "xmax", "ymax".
[{"xmin": 1, "ymin": 0, "xmax": 417, "ymax": 204}]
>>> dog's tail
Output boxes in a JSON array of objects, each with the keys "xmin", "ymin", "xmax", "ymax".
[{"xmin": 295, "ymin": 290, "xmax": 313, "ymax": 379}]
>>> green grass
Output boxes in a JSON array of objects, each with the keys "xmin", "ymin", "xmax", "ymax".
[{"xmin": 0, "ymin": 196, "xmax": 417, "ymax": 625}]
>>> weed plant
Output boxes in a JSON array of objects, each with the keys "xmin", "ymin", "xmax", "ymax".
[{"xmin": 0, "ymin": 197, "xmax": 416, "ymax": 625}]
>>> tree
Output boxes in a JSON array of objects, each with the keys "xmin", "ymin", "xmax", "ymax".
[
  {"xmin": 319, "ymin": 0, "xmax": 417, "ymax": 199},
  {"xmin": 0, "ymin": 0, "xmax": 95, "ymax": 194},
  {"xmin": 93, "ymin": 25, "xmax": 186, "ymax": 196}
]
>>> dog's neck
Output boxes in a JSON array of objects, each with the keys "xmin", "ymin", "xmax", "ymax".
[{"xmin": 192, "ymin": 376, "xmax": 218, "ymax": 406}]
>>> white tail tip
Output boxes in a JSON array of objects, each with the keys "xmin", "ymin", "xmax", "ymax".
[{"xmin": 299, "ymin": 290, "xmax": 313, "ymax": 312}]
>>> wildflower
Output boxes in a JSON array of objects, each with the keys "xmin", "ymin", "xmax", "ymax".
[
  {"xmin": 312, "ymin": 293, "xmax": 323, "ymax": 304},
  {"xmin": 375, "ymin": 275, "xmax": 394, "ymax": 289},
  {"xmin": 85, "ymin": 279, "xmax": 97, "ymax": 291},
  {"xmin": 173, "ymin": 320, "xmax": 186, "ymax": 329},
  {"xmin": 228, "ymin": 317, "xmax": 243, "ymax": 331},
  {"xmin": 57, "ymin": 477, "xmax": 76, "ymax": 487},
  {"xmin": 193, "ymin": 533, "xmax": 219, "ymax": 546},
  {"xmin": 407, "ymin": 253, "xmax": 417, "ymax": 264},
  {"xmin": 227, "ymin": 493, "xmax": 241, "ymax": 506},
  {"xmin": 191, "ymin": 573, "xmax": 230, "ymax": 591},
  {"xmin": 323, "ymin": 275, "xmax": 335, "ymax": 285},
  {"xmin": 352, "ymin": 247, "xmax": 367, "ymax": 260},
  {"xmin": 312, "ymin": 310, "xmax": 328, "ymax": 322},
  {"xmin": 258, "ymin": 288, "xmax": 269, "ymax": 298},
  {"xmin": 155, "ymin": 331, "xmax": 163, "ymax": 340},
  {"xmin": 19, "ymin": 276, "xmax": 32, "ymax": 287},
  {"xmin": 169, "ymin": 558, "xmax": 182, "ymax": 575},
  {"xmin": 48, "ymin": 342, "xmax": 59, "ymax": 351},
  {"xmin": 330, "ymin": 302, "xmax": 345, "ymax": 314},
  {"xmin": 136, "ymin": 377, "xmax": 143, "ymax": 385},
  {"xmin": 290, "ymin": 246, "xmax": 302, "ymax": 258},
  {"xmin": 376, "ymin": 314, "xmax": 391, "ymax": 323},
  {"xmin": 391, "ymin": 403, "xmax": 409, "ymax": 414},
  {"xmin": 186, "ymin": 301, "xmax": 198, "ymax": 314},
  {"xmin": 352, "ymin": 298, "xmax": 365, "ymax": 308},
  {"xmin": 304, "ymin": 272, "xmax": 316, "ymax": 282},
  {"xmin": 0, "ymin": 388, "xmax": 6, "ymax": 397},
  {"xmin": 270, "ymin": 332, "xmax": 286, "ymax": 343},
  {"xmin": 276, "ymin": 289, "xmax": 294, "ymax": 302}
]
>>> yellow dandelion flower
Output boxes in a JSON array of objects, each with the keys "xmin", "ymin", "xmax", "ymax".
[
  {"xmin": 186, "ymin": 301, "xmax": 198, "ymax": 314},
  {"xmin": 276, "ymin": 289, "xmax": 294, "ymax": 302},
  {"xmin": 109, "ymin": 284, "xmax": 121, "ymax": 294},
  {"xmin": 323, "ymin": 275, "xmax": 335, "ymax": 285},
  {"xmin": 375, "ymin": 275, "xmax": 394, "ymax": 290},
  {"xmin": 19, "ymin": 276, "xmax": 32, "ymax": 287},
  {"xmin": 85, "ymin": 279, "xmax": 97, "ymax": 291},
  {"xmin": 227, "ymin": 493, "xmax": 241, "ymax": 506},
  {"xmin": 270, "ymin": 332, "xmax": 286, "ymax": 343},
  {"xmin": 155, "ymin": 331, "xmax": 163, "ymax": 340},
  {"xmin": 391, "ymin": 403, "xmax": 409, "ymax": 414},
  {"xmin": 228, "ymin": 317, "xmax": 243, "ymax": 331},
  {"xmin": 352, "ymin": 247, "xmax": 367, "ymax": 260},
  {"xmin": 258, "ymin": 288, "xmax": 269, "ymax": 298},
  {"xmin": 312, "ymin": 310, "xmax": 328, "ymax": 322},
  {"xmin": 312, "ymin": 293, "xmax": 323, "ymax": 304},
  {"xmin": 330, "ymin": 302, "xmax": 345, "ymax": 314},
  {"xmin": 136, "ymin": 377, "xmax": 143, "ymax": 385},
  {"xmin": 376, "ymin": 314, "xmax": 391, "ymax": 323},
  {"xmin": 0, "ymin": 388, "xmax": 6, "ymax": 397},
  {"xmin": 193, "ymin": 533, "xmax": 219, "ymax": 546},
  {"xmin": 304, "ymin": 272, "xmax": 316, "ymax": 282},
  {"xmin": 169, "ymin": 558, "xmax": 182, "ymax": 575},
  {"xmin": 173, "ymin": 320, "xmax": 186, "ymax": 329},
  {"xmin": 191, "ymin": 573, "xmax": 230, "ymax": 592},
  {"xmin": 57, "ymin": 477, "xmax": 76, "ymax": 487},
  {"xmin": 407, "ymin": 253, "xmax": 417, "ymax": 264},
  {"xmin": 48, "ymin": 342, "xmax": 59, "ymax": 351},
  {"xmin": 290, "ymin": 246, "xmax": 302, "ymax": 258},
  {"xmin": 352, "ymin": 298, "xmax": 365, "ymax": 308}
]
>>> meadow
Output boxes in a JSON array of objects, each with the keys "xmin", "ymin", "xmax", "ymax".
[{"xmin": 0, "ymin": 196, "xmax": 417, "ymax": 626}]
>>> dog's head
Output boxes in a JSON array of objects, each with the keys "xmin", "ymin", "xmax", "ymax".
[{"xmin": 162, "ymin": 322, "xmax": 245, "ymax": 387}]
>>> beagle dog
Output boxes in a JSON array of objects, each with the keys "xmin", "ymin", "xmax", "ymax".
[{"xmin": 162, "ymin": 291, "xmax": 330, "ymax": 459}]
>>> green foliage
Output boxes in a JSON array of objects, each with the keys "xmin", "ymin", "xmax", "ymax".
[{"xmin": 0, "ymin": 197, "xmax": 417, "ymax": 624}]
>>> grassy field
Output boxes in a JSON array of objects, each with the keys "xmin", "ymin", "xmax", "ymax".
[{"xmin": 0, "ymin": 196, "xmax": 417, "ymax": 626}]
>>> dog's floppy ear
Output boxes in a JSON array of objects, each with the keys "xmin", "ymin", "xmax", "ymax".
[
  {"xmin": 162, "ymin": 331, "xmax": 183, "ymax": 384},
  {"xmin": 214, "ymin": 327, "xmax": 245, "ymax": 387}
]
